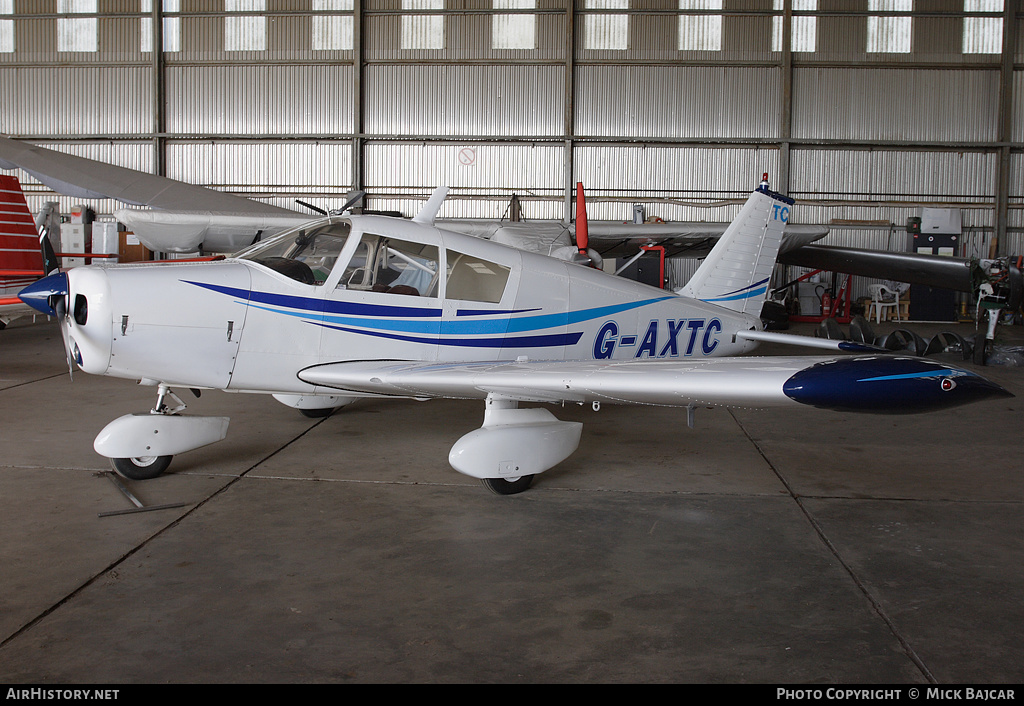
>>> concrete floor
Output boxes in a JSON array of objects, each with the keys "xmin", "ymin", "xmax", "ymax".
[{"xmin": 0, "ymin": 316, "xmax": 1021, "ymax": 684}]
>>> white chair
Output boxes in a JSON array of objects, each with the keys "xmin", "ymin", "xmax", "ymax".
[{"xmin": 867, "ymin": 284, "xmax": 900, "ymax": 324}]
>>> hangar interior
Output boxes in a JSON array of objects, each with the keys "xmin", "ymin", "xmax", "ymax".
[
  {"xmin": 2, "ymin": 2, "xmax": 1022, "ymax": 266},
  {"xmin": 1, "ymin": 0, "xmax": 1023, "ymax": 685}
]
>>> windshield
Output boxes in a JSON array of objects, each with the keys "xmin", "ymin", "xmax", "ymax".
[{"xmin": 234, "ymin": 220, "xmax": 352, "ymax": 285}]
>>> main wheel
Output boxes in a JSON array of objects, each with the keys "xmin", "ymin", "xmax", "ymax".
[
  {"xmin": 299, "ymin": 407, "xmax": 335, "ymax": 418},
  {"xmin": 481, "ymin": 475, "xmax": 534, "ymax": 495},
  {"xmin": 110, "ymin": 455, "xmax": 173, "ymax": 481}
]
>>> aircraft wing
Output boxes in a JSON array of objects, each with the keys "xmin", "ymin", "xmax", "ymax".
[
  {"xmin": 297, "ymin": 354, "xmax": 1003, "ymax": 413},
  {"xmin": 113, "ymin": 209, "xmax": 312, "ymax": 253},
  {"xmin": 1, "ymin": 136, "xmax": 828, "ymax": 255},
  {"xmin": 585, "ymin": 222, "xmax": 829, "ymax": 257},
  {"xmin": 0, "ymin": 135, "xmax": 308, "ymax": 252},
  {"xmin": 444, "ymin": 220, "xmax": 829, "ymax": 259},
  {"xmin": 0, "ymin": 135, "xmax": 296, "ymax": 216},
  {"xmin": 779, "ymin": 244, "xmax": 975, "ymax": 291},
  {"xmin": 300, "ymin": 357, "xmax": 807, "ymax": 406}
]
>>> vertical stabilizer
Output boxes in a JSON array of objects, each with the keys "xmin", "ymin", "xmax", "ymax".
[
  {"xmin": 0, "ymin": 174, "xmax": 45, "ymax": 320},
  {"xmin": 0, "ymin": 174, "xmax": 44, "ymax": 288},
  {"xmin": 679, "ymin": 183, "xmax": 792, "ymax": 316}
]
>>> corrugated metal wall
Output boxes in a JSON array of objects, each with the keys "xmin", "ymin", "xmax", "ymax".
[{"xmin": 0, "ymin": 1, "xmax": 1021, "ymax": 262}]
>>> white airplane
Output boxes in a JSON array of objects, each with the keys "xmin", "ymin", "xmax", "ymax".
[
  {"xmin": 18, "ymin": 179, "xmax": 1011, "ymax": 494},
  {"xmin": 0, "ymin": 135, "xmax": 830, "ymax": 259}
]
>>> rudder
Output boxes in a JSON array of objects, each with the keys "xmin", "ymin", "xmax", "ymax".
[
  {"xmin": 0, "ymin": 174, "xmax": 44, "ymax": 307},
  {"xmin": 678, "ymin": 182, "xmax": 792, "ymax": 316}
]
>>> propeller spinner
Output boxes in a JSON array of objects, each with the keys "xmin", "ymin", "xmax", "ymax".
[{"xmin": 18, "ymin": 270, "xmax": 68, "ymax": 318}]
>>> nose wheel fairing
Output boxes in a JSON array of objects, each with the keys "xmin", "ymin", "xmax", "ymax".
[{"xmin": 94, "ymin": 412, "xmax": 230, "ymax": 462}]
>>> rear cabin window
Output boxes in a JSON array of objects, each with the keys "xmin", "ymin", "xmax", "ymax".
[{"xmin": 445, "ymin": 250, "xmax": 511, "ymax": 304}]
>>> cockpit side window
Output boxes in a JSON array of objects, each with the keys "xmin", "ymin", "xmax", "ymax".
[
  {"xmin": 445, "ymin": 250, "xmax": 511, "ymax": 304},
  {"xmin": 237, "ymin": 221, "xmax": 352, "ymax": 286},
  {"xmin": 375, "ymin": 239, "xmax": 440, "ymax": 297},
  {"xmin": 338, "ymin": 235, "xmax": 440, "ymax": 298}
]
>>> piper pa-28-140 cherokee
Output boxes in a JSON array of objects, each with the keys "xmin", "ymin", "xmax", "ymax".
[{"xmin": 19, "ymin": 180, "xmax": 1011, "ymax": 494}]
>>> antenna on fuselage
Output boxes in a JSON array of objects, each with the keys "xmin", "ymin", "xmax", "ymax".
[{"xmin": 413, "ymin": 186, "xmax": 449, "ymax": 225}]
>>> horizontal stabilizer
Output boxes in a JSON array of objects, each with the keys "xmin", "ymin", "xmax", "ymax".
[{"xmin": 735, "ymin": 329, "xmax": 886, "ymax": 353}]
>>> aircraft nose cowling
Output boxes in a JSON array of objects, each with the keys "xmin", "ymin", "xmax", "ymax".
[
  {"xmin": 783, "ymin": 356, "xmax": 1013, "ymax": 413},
  {"xmin": 18, "ymin": 271, "xmax": 68, "ymax": 317},
  {"xmin": 64, "ymin": 267, "xmax": 114, "ymax": 376}
]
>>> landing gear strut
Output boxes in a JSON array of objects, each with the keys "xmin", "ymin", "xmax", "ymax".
[{"xmin": 972, "ymin": 258, "xmax": 1023, "ymax": 365}]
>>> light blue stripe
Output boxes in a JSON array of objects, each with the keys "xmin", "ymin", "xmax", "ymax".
[
  {"xmin": 702, "ymin": 286, "xmax": 767, "ymax": 303},
  {"xmin": 857, "ymin": 369, "xmax": 970, "ymax": 383},
  {"xmin": 248, "ymin": 296, "xmax": 675, "ymax": 336}
]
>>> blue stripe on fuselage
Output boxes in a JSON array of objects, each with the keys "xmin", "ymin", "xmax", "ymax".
[
  {"xmin": 318, "ymin": 323, "xmax": 584, "ymax": 348},
  {"xmin": 184, "ymin": 279, "xmax": 674, "ymax": 345},
  {"xmin": 701, "ymin": 278, "xmax": 769, "ymax": 304}
]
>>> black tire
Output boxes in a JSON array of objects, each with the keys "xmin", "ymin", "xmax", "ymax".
[
  {"xmin": 481, "ymin": 475, "xmax": 534, "ymax": 495},
  {"xmin": 973, "ymin": 337, "xmax": 989, "ymax": 366},
  {"xmin": 110, "ymin": 455, "xmax": 172, "ymax": 481},
  {"xmin": 299, "ymin": 407, "xmax": 335, "ymax": 418}
]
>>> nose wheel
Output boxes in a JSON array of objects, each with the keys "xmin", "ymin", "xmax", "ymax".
[
  {"xmin": 481, "ymin": 475, "xmax": 535, "ymax": 495},
  {"xmin": 110, "ymin": 455, "xmax": 173, "ymax": 481}
]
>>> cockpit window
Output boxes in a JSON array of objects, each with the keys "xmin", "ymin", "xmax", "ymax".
[
  {"xmin": 339, "ymin": 235, "xmax": 439, "ymax": 298},
  {"xmin": 235, "ymin": 221, "xmax": 352, "ymax": 285}
]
